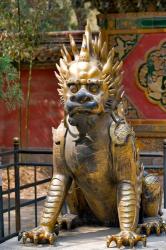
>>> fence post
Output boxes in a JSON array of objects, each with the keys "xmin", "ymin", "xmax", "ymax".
[
  {"xmin": 0, "ymin": 167, "xmax": 4, "ymax": 238},
  {"xmin": 14, "ymin": 137, "xmax": 21, "ymax": 233},
  {"xmin": 163, "ymin": 139, "xmax": 166, "ymax": 208}
]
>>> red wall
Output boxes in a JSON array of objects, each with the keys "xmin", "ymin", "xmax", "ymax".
[
  {"xmin": 0, "ymin": 68, "xmax": 63, "ymax": 148},
  {"xmin": 123, "ymin": 33, "xmax": 166, "ymax": 119}
]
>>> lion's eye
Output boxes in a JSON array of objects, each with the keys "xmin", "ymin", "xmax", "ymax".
[
  {"xmin": 88, "ymin": 84, "xmax": 100, "ymax": 94},
  {"xmin": 68, "ymin": 84, "xmax": 79, "ymax": 93}
]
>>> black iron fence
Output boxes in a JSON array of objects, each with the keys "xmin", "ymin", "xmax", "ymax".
[
  {"xmin": 0, "ymin": 138, "xmax": 53, "ymax": 243},
  {"xmin": 0, "ymin": 138, "xmax": 166, "ymax": 244}
]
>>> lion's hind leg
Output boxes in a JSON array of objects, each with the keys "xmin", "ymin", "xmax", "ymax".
[{"xmin": 139, "ymin": 174, "xmax": 166, "ymax": 235}]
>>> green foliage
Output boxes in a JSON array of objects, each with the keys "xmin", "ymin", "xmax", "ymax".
[
  {"xmin": 0, "ymin": 0, "xmax": 81, "ymax": 62},
  {"xmin": 0, "ymin": 56, "xmax": 22, "ymax": 110},
  {"xmin": 0, "ymin": 0, "xmax": 77, "ymax": 33},
  {"xmin": 0, "ymin": 0, "xmax": 93, "ymax": 62}
]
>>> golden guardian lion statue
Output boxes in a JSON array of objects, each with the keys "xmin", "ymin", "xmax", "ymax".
[{"xmin": 20, "ymin": 24, "xmax": 165, "ymax": 248}]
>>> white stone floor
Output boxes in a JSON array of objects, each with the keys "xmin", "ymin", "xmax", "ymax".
[
  {"xmin": 0, "ymin": 226, "xmax": 166, "ymax": 250},
  {"xmin": 0, "ymin": 210, "xmax": 166, "ymax": 250}
]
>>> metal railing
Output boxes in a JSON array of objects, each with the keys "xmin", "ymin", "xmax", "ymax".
[
  {"xmin": 0, "ymin": 138, "xmax": 166, "ymax": 243},
  {"xmin": 0, "ymin": 138, "xmax": 53, "ymax": 243}
]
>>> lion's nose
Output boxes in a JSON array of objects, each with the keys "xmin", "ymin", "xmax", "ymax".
[
  {"xmin": 79, "ymin": 95, "xmax": 92, "ymax": 103},
  {"xmin": 70, "ymin": 92, "xmax": 93, "ymax": 104}
]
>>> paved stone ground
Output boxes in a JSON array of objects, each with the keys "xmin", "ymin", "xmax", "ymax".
[
  {"xmin": 0, "ymin": 226, "xmax": 166, "ymax": 250},
  {"xmin": 1, "ymin": 210, "xmax": 166, "ymax": 250}
]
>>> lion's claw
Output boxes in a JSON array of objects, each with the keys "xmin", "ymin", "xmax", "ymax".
[
  {"xmin": 106, "ymin": 231, "xmax": 146, "ymax": 248},
  {"xmin": 139, "ymin": 217, "xmax": 166, "ymax": 236},
  {"xmin": 162, "ymin": 220, "xmax": 166, "ymax": 232},
  {"xmin": 18, "ymin": 225, "xmax": 58, "ymax": 245},
  {"xmin": 48, "ymin": 233, "xmax": 57, "ymax": 245},
  {"xmin": 22, "ymin": 232, "xmax": 27, "ymax": 244}
]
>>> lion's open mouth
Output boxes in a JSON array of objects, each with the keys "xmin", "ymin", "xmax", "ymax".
[{"xmin": 69, "ymin": 108, "xmax": 95, "ymax": 117}]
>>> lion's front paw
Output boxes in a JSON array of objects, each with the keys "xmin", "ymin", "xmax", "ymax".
[
  {"xmin": 106, "ymin": 231, "xmax": 146, "ymax": 248},
  {"xmin": 18, "ymin": 225, "xmax": 58, "ymax": 245},
  {"xmin": 138, "ymin": 217, "xmax": 166, "ymax": 236}
]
